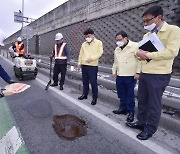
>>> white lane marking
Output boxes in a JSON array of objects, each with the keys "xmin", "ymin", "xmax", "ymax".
[
  {"xmin": 37, "ymin": 78, "xmax": 173, "ymax": 154},
  {"xmin": 1, "ymin": 55, "xmax": 174, "ymax": 153},
  {"xmin": 0, "ymin": 126, "xmax": 23, "ymax": 154}
]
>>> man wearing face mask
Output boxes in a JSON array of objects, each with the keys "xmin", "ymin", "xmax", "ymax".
[
  {"xmin": 50, "ymin": 33, "xmax": 70, "ymax": 90},
  {"xmin": 78, "ymin": 28, "xmax": 103, "ymax": 105},
  {"xmin": 112, "ymin": 31, "xmax": 140, "ymax": 122},
  {"xmin": 126, "ymin": 6, "xmax": 180, "ymax": 140}
]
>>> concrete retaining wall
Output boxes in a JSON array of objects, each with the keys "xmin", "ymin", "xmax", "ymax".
[{"xmin": 4, "ymin": 0, "xmax": 180, "ymax": 74}]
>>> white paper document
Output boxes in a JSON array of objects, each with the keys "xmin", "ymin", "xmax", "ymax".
[{"xmin": 139, "ymin": 32, "xmax": 165, "ymax": 52}]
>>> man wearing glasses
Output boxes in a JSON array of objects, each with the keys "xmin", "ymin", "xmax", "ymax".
[{"xmin": 126, "ymin": 6, "xmax": 180, "ymax": 140}]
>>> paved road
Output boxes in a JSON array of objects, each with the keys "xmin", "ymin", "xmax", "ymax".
[{"xmin": 0, "ymin": 56, "xmax": 180, "ymax": 154}]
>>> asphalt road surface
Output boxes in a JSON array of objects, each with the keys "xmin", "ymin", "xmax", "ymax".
[{"xmin": 0, "ymin": 55, "xmax": 179, "ymax": 154}]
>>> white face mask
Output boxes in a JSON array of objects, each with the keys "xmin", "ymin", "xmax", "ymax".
[
  {"xmin": 86, "ymin": 37, "xmax": 92, "ymax": 43},
  {"xmin": 116, "ymin": 41, "xmax": 124, "ymax": 47},
  {"xmin": 144, "ymin": 23, "xmax": 156, "ymax": 31}
]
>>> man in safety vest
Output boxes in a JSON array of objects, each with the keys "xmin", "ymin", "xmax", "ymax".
[
  {"xmin": 13, "ymin": 37, "xmax": 25, "ymax": 57},
  {"xmin": 50, "ymin": 33, "xmax": 70, "ymax": 90},
  {"xmin": 0, "ymin": 28, "xmax": 15, "ymax": 90}
]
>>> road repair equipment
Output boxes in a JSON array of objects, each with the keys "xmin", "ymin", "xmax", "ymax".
[
  {"xmin": 13, "ymin": 54, "xmax": 38, "ymax": 81},
  {"xmin": 45, "ymin": 56, "xmax": 53, "ymax": 90}
]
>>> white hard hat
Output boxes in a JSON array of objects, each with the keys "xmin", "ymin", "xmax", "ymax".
[
  {"xmin": 17, "ymin": 37, "xmax": 22, "ymax": 41},
  {"xmin": 55, "ymin": 33, "xmax": 63, "ymax": 40},
  {"xmin": 0, "ymin": 28, "xmax": 5, "ymax": 46}
]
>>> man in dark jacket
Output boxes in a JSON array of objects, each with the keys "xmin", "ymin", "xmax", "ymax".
[{"xmin": 50, "ymin": 33, "xmax": 70, "ymax": 90}]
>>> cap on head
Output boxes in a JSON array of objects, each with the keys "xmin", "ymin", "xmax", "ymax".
[
  {"xmin": 0, "ymin": 29, "xmax": 5, "ymax": 46},
  {"xmin": 17, "ymin": 37, "xmax": 22, "ymax": 42},
  {"xmin": 55, "ymin": 33, "xmax": 63, "ymax": 40}
]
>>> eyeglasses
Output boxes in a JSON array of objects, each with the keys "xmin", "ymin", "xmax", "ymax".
[{"xmin": 143, "ymin": 16, "xmax": 156, "ymax": 24}]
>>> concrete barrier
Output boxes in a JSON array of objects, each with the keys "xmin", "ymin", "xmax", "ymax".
[
  {"xmin": 34, "ymin": 55, "xmax": 180, "ymax": 88},
  {"xmin": 37, "ymin": 62, "xmax": 180, "ymax": 110}
]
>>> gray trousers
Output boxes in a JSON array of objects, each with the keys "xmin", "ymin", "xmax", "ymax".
[{"xmin": 137, "ymin": 73, "xmax": 171, "ymax": 134}]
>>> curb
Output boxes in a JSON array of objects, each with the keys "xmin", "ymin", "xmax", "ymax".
[
  {"xmin": 37, "ymin": 62, "xmax": 180, "ymax": 110},
  {"xmin": 39, "ymin": 68, "xmax": 180, "ymax": 135}
]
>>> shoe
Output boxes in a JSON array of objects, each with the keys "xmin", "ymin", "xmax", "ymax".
[
  {"xmin": 137, "ymin": 131, "xmax": 152, "ymax": 140},
  {"xmin": 112, "ymin": 109, "xmax": 127, "ymax": 115},
  {"xmin": 78, "ymin": 95, "xmax": 87, "ymax": 100},
  {"xmin": 7, "ymin": 80, "xmax": 16, "ymax": 84},
  {"xmin": 50, "ymin": 83, "xmax": 58, "ymax": 87},
  {"xmin": 126, "ymin": 121, "xmax": 144, "ymax": 131},
  {"xmin": 126, "ymin": 112, "xmax": 134, "ymax": 122},
  {"xmin": 60, "ymin": 86, "xmax": 63, "ymax": 90},
  {"xmin": 91, "ymin": 99, "xmax": 97, "ymax": 105}
]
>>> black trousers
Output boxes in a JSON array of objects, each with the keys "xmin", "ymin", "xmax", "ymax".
[
  {"xmin": 0, "ymin": 65, "xmax": 11, "ymax": 83},
  {"xmin": 53, "ymin": 64, "xmax": 67, "ymax": 86},
  {"xmin": 81, "ymin": 65, "xmax": 98, "ymax": 99},
  {"xmin": 137, "ymin": 73, "xmax": 171, "ymax": 134}
]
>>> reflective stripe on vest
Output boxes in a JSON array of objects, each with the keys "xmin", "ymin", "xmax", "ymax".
[
  {"xmin": 54, "ymin": 43, "xmax": 67, "ymax": 59},
  {"xmin": 15, "ymin": 42, "xmax": 25, "ymax": 55}
]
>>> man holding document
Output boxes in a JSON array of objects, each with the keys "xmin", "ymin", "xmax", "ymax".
[{"xmin": 126, "ymin": 5, "xmax": 180, "ymax": 140}]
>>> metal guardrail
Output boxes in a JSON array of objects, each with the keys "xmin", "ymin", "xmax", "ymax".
[
  {"xmin": 33, "ymin": 54, "xmax": 180, "ymax": 88},
  {"xmin": 36, "ymin": 60, "xmax": 180, "ymax": 110}
]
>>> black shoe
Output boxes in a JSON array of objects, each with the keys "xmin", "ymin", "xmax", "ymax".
[
  {"xmin": 7, "ymin": 80, "xmax": 16, "ymax": 84},
  {"xmin": 126, "ymin": 121, "xmax": 144, "ymax": 131},
  {"xmin": 91, "ymin": 99, "xmax": 97, "ymax": 105},
  {"xmin": 126, "ymin": 112, "xmax": 134, "ymax": 122},
  {"xmin": 50, "ymin": 83, "xmax": 58, "ymax": 87},
  {"xmin": 60, "ymin": 86, "xmax": 63, "ymax": 90},
  {"xmin": 112, "ymin": 109, "xmax": 127, "ymax": 115},
  {"xmin": 137, "ymin": 131, "xmax": 152, "ymax": 140},
  {"xmin": 78, "ymin": 95, "xmax": 87, "ymax": 100}
]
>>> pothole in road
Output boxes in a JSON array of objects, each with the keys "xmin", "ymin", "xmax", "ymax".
[
  {"xmin": 23, "ymin": 99, "xmax": 52, "ymax": 118},
  {"xmin": 53, "ymin": 114, "xmax": 87, "ymax": 141}
]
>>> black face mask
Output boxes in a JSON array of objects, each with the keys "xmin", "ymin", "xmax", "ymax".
[
  {"xmin": 18, "ymin": 41, "xmax": 21, "ymax": 44},
  {"xmin": 56, "ymin": 40, "xmax": 63, "ymax": 46}
]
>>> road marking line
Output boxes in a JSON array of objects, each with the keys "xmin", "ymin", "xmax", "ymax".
[
  {"xmin": 37, "ymin": 78, "xmax": 173, "ymax": 154},
  {"xmin": 1, "ymin": 55, "xmax": 174, "ymax": 153},
  {"xmin": 0, "ymin": 126, "xmax": 23, "ymax": 154}
]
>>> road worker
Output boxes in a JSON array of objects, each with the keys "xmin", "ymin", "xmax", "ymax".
[
  {"xmin": 13, "ymin": 37, "xmax": 25, "ymax": 57},
  {"xmin": 50, "ymin": 33, "xmax": 70, "ymax": 90}
]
